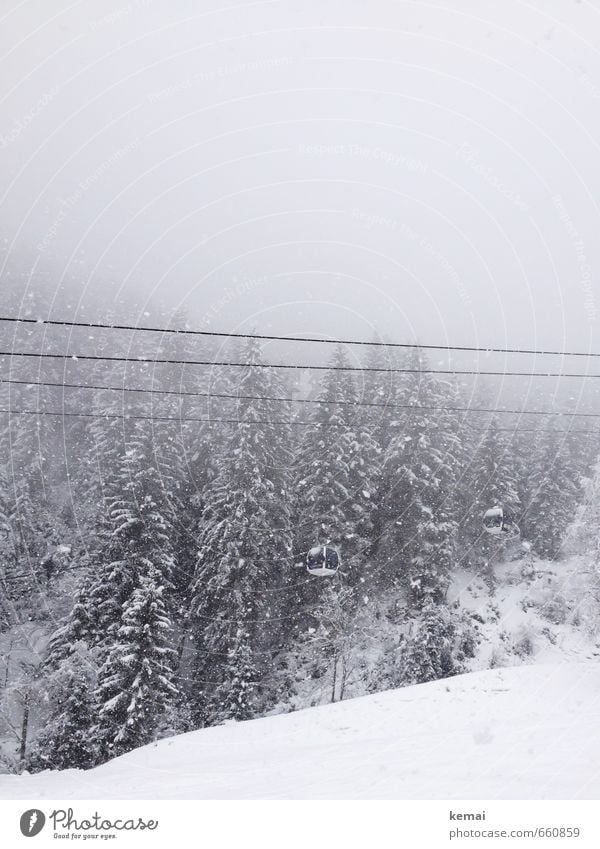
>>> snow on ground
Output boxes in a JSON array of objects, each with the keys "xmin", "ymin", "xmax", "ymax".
[
  {"xmin": 449, "ymin": 555, "xmax": 600, "ymax": 670},
  {"xmin": 2, "ymin": 663, "xmax": 600, "ymax": 800}
]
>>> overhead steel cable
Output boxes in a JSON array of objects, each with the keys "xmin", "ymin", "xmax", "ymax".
[
  {"xmin": 2, "ymin": 349, "xmax": 600, "ymax": 378},
  {"xmin": 0, "ymin": 406, "xmax": 598, "ymax": 435},
  {"xmin": 2, "ymin": 375, "xmax": 600, "ymax": 419},
  {"xmin": 0, "ymin": 407, "xmax": 302, "ymax": 425},
  {"xmin": 2, "ymin": 559, "xmax": 311, "ymax": 586},
  {"xmin": 1, "ymin": 314, "xmax": 600, "ymax": 358}
]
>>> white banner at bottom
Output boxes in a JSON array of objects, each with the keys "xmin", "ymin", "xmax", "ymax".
[{"xmin": 0, "ymin": 800, "xmax": 599, "ymax": 848}]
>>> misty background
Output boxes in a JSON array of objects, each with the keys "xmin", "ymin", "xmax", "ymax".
[{"xmin": 2, "ymin": 0, "xmax": 600, "ymax": 359}]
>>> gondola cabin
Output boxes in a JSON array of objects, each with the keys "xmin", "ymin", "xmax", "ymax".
[
  {"xmin": 483, "ymin": 505, "xmax": 520, "ymax": 539},
  {"xmin": 306, "ymin": 545, "xmax": 340, "ymax": 577},
  {"xmin": 483, "ymin": 506, "xmax": 504, "ymax": 535}
]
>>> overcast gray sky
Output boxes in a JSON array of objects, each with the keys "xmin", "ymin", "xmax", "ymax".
[{"xmin": 2, "ymin": 0, "xmax": 600, "ymax": 366}]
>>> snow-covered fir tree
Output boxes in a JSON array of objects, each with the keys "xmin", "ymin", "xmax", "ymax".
[
  {"xmin": 0, "ymin": 411, "xmax": 71, "ymax": 608},
  {"xmin": 522, "ymin": 427, "xmax": 580, "ymax": 558},
  {"xmin": 91, "ymin": 421, "xmax": 182, "ymax": 758},
  {"xmin": 369, "ymin": 601, "xmax": 476, "ymax": 689},
  {"xmin": 94, "ymin": 569, "xmax": 179, "ymax": 760},
  {"xmin": 30, "ymin": 645, "xmax": 97, "ymax": 771},
  {"xmin": 378, "ymin": 349, "xmax": 461, "ymax": 607},
  {"xmin": 35, "ymin": 419, "xmax": 183, "ymax": 767},
  {"xmin": 399, "ymin": 602, "xmax": 469, "ymax": 684},
  {"xmin": 457, "ymin": 413, "xmax": 521, "ymax": 573},
  {"xmin": 359, "ymin": 339, "xmax": 401, "ymax": 454},
  {"xmin": 565, "ymin": 456, "xmax": 600, "ymax": 564},
  {"xmin": 190, "ymin": 338, "xmax": 293, "ymax": 725},
  {"xmin": 293, "ymin": 345, "xmax": 379, "ymax": 583}
]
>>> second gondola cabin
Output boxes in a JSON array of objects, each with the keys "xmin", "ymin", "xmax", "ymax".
[
  {"xmin": 483, "ymin": 505, "xmax": 520, "ymax": 540},
  {"xmin": 306, "ymin": 545, "xmax": 340, "ymax": 576},
  {"xmin": 483, "ymin": 506, "xmax": 504, "ymax": 535}
]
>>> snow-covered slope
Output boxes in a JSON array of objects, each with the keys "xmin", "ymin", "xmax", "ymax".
[
  {"xmin": 449, "ymin": 556, "xmax": 600, "ymax": 671},
  {"xmin": 2, "ymin": 663, "xmax": 600, "ymax": 800}
]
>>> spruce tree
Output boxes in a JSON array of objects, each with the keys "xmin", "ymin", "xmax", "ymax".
[
  {"xmin": 379, "ymin": 350, "xmax": 460, "ymax": 607},
  {"xmin": 30, "ymin": 646, "xmax": 97, "ymax": 771},
  {"xmin": 370, "ymin": 601, "xmax": 474, "ymax": 689},
  {"xmin": 458, "ymin": 413, "xmax": 521, "ymax": 572},
  {"xmin": 38, "ymin": 419, "xmax": 183, "ymax": 767},
  {"xmin": 190, "ymin": 339, "xmax": 293, "ymax": 725},
  {"xmin": 91, "ymin": 421, "xmax": 181, "ymax": 757},
  {"xmin": 293, "ymin": 346, "xmax": 379, "ymax": 582},
  {"xmin": 564, "ymin": 457, "xmax": 600, "ymax": 561},
  {"xmin": 399, "ymin": 602, "xmax": 466, "ymax": 685},
  {"xmin": 95, "ymin": 571, "xmax": 179, "ymax": 759},
  {"xmin": 522, "ymin": 428, "xmax": 580, "ymax": 559}
]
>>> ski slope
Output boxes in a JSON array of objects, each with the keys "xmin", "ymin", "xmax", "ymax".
[{"xmin": 2, "ymin": 663, "xmax": 600, "ymax": 800}]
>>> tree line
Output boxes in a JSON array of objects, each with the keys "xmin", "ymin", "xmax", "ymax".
[{"xmin": 0, "ymin": 298, "xmax": 595, "ymax": 772}]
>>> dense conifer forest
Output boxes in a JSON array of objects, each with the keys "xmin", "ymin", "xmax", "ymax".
[{"xmin": 0, "ymin": 279, "xmax": 598, "ymax": 773}]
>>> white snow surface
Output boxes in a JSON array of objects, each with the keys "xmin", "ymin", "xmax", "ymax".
[{"xmin": 2, "ymin": 663, "xmax": 600, "ymax": 800}]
